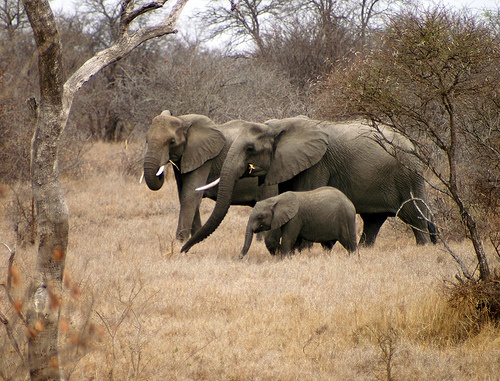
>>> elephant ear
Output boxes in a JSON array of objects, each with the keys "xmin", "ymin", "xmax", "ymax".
[
  {"xmin": 180, "ymin": 115, "xmax": 226, "ymax": 174},
  {"xmin": 271, "ymin": 192, "xmax": 299, "ymax": 229},
  {"xmin": 265, "ymin": 120, "xmax": 329, "ymax": 185}
]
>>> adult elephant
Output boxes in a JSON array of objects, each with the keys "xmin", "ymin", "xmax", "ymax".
[
  {"xmin": 143, "ymin": 110, "xmax": 273, "ymax": 242},
  {"xmin": 181, "ymin": 117, "xmax": 436, "ymax": 252}
]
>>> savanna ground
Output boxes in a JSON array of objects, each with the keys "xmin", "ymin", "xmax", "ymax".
[{"xmin": 1, "ymin": 142, "xmax": 499, "ymax": 380}]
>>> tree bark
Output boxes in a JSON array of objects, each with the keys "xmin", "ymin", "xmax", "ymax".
[
  {"xmin": 22, "ymin": 0, "xmax": 67, "ymax": 379},
  {"xmin": 445, "ymin": 95, "xmax": 490, "ymax": 281},
  {"xmin": 21, "ymin": 0, "xmax": 189, "ymax": 379}
]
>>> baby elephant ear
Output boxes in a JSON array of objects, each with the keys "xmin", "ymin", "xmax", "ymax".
[
  {"xmin": 271, "ymin": 192, "xmax": 299, "ymax": 229},
  {"xmin": 181, "ymin": 115, "xmax": 225, "ymax": 174},
  {"xmin": 265, "ymin": 120, "xmax": 329, "ymax": 185}
]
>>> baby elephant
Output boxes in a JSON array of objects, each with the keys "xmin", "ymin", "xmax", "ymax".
[{"xmin": 240, "ymin": 187, "xmax": 357, "ymax": 258}]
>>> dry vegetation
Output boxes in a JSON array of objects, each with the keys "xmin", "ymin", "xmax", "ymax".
[{"xmin": 1, "ymin": 142, "xmax": 499, "ymax": 380}]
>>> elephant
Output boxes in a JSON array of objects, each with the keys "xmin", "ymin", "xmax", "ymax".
[
  {"xmin": 240, "ymin": 187, "xmax": 357, "ymax": 258},
  {"xmin": 143, "ymin": 110, "xmax": 274, "ymax": 242},
  {"xmin": 180, "ymin": 117, "xmax": 436, "ymax": 252}
]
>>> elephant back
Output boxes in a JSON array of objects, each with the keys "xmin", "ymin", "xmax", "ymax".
[
  {"xmin": 319, "ymin": 121, "xmax": 424, "ymax": 212},
  {"xmin": 216, "ymin": 120, "xmax": 250, "ymax": 142}
]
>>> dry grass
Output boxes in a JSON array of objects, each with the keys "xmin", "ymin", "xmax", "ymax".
[{"xmin": 1, "ymin": 142, "xmax": 499, "ymax": 380}]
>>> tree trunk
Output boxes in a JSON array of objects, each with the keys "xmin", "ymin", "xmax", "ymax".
[
  {"xmin": 22, "ymin": 0, "xmax": 189, "ymax": 379},
  {"xmin": 452, "ymin": 188, "xmax": 491, "ymax": 281},
  {"xmin": 22, "ymin": 0, "xmax": 67, "ymax": 379},
  {"xmin": 445, "ymin": 97, "xmax": 490, "ymax": 281}
]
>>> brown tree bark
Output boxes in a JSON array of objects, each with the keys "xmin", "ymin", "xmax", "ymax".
[
  {"xmin": 22, "ymin": 1, "xmax": 67, "ymax": 378},
  {"xmin": 21, "ymin": 0, "xmax": 189, "ymax": 379}
]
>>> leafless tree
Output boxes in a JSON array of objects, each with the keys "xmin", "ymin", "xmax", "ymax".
[
  {"xmin": 0, "ymin": 0, "xmax": 28, "ymax": 39},
  {"xmin": 17, "ymin": 1, "xmax": 188, "ymax": 379},
  {"xmin": 197, "ymin": 0, "xmax": 298, "ymax": 53}
]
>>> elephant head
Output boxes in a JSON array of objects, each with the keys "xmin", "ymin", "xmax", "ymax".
[
  {"xmin": 181, "ymin": 120, "xmax": 328, "ymax": 252},
  {"xmin": 143, "ymin": 110, "xmax": 225, "ymax": 191},
  {"xmin": 240, "ymin": 193, "xmax": 299, "ymax": 258}
]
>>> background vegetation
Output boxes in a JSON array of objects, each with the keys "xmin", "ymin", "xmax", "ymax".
[{"xmin": 1, "ymin": 0, "xmax": 499, "ymax": 379}]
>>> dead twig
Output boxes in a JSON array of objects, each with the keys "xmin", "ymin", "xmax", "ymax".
[
  {"xmin": 2, "ymin": 243, "xmax": 27, "ymax": 324},
  {"xmin": 1, "ymin": 243, "xmax": 26, "ymax": 362},
  {"xmin": 395, "ymin": 196, "xmax": 474, "ymax": 281}
]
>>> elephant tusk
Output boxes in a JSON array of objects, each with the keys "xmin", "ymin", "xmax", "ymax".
[
  {"xmin": 139, "ymin": 172, "xmax": 144, "ymax": 184},
  {"xmin": 156, "ymin": 165, "xmax": 165, "ymax": 177},
  {"xmin": 248, "ymin": 163, "xmax": 255, "ymax": 174},
  {"xmin": 195, "ymin": 178, "xmax": 220, "ymax": 192},
  {"xmin": 169, "ymin": 160, "xmax": 180, "ymax": 172}
]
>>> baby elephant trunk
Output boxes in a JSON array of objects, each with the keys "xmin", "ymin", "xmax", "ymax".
[{"xmin": 240, "ymin": 223, "xmax": 255, "ymax": 259}]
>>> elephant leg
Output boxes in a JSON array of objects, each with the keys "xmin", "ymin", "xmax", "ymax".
[
  {"xmin": 340, "ymin": 218, "xmax": 358, "ymax": 253},
  {"xmin": 191, "ymin": 208, "xmax": 202, "ymax": 236},
  {"xmin": 398, "ymin": 200, "xmax": 432, "ymax": 245},
  {"xmin": 280, "ymin": 225, "xmax": 300, "ymax": 255},
  {"xmin": 296, "ymin": 239, "xmax": 314, "ymax": 252},
  {"xmin": 177, "ymin": 163, "xmax": 212, "ymax": 242},
  {"xmin": 321, "ymin": 240, "xmax": 336, "ymax": 251},
  {"xmin": 339, "ymin": 235, "xmax": 357, "ymax": 253},
  {"xmin": 428, "ymin": 221, "xmax": 438, "ymax": 244},
  {"xmin": 359, "ymin": 213, "xmax": 388, "ymax": 247},
  {"xmin": 294, "ymin": 237, "xmax": 304, "ymax": 253},
  {"xmin": 258, "ymin": 184, "xmax": 279, "ymax": 202},
  {"xmin": 177, "ymin": 192, "xmax": 204, "ymax": 241},
  {"xmin": 174, "ymin": 170, "xmax": 187, "ymax": 241},
  {"xmin": 265, "ymin": 229, "xmax": 281, "ymax": 255}
]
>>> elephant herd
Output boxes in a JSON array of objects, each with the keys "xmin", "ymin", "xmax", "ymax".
[{"xmin": 143, "ymin": 111, "xmax": 437, "ymax": 257}]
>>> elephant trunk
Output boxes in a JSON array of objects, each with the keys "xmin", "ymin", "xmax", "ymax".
[
  {"xmin": 240, "ymin": 222, "xmax": 255, "ymax": 259},
  {"xmin": 143, "ymin": 153, "xmax": 165, "ymax": 191},
  {"xmin": 181, "ymin": 150, "xmax": 246, "ymax": 252}
]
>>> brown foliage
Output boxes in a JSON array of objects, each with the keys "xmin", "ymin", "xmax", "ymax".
[{"xmin": 313, "ymin": 7, "xmax": 500, "ymax": 280}]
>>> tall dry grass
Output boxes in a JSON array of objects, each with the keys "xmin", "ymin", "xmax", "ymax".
[{"xmin": 1, "ymin": 142, "xmax": 499, "ymax": 380}]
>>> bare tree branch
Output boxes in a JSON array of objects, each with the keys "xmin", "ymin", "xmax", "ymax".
[
  {"xmin": 395, "ymin": 197, "xmax": 474, "ymax": 280},
  {"xmin": 119, "ymin": 0, "xmax": 169, "ymax": 37},
  {"xmin": 0, "ymin": 242, "xmax": 25, "ymax": 362}
]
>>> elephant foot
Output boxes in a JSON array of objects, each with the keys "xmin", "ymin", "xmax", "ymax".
[
  {"xmin": 176, "ymin": 235, "xmax": 187, "ymax": 243},
  {"xmin": 176, "ymin": 228, "xmax": 192, "ymax": 243}
]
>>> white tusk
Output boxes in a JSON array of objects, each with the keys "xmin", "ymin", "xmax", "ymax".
[
  {"xmin": 195, "ymin": 178, "xmax": 220, "ymax": 192},
  {"xmin": 156, "ymin": 165, "xmax": 165, "ymax": 177},
  {"xmin": 139, "ymin": 172, "xmax": 144, "ymax": 184}
]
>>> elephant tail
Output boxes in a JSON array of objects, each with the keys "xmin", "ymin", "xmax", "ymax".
[{"xmin": 428, "ymin": 220, "xmax": 438, "ymax": 244}]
